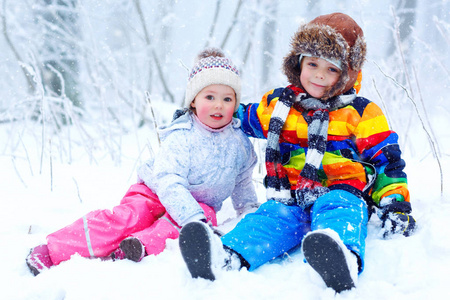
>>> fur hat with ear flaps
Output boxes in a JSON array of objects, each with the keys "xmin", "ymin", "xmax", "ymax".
[
  {"xmin": 283, "ymin": 12, "xmax": 366, "ymax": 100},
  {"xmin": 184, "ymin": 47, "xmax": 241, "ymax": 111}
]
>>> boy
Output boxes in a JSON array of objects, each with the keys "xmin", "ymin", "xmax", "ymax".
[{"xmin": 179, "ymin": 13, "xmax": 416, "ymax": 293}]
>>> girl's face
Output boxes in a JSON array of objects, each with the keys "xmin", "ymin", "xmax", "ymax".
[
  {"xmin": 191, "ymin": 84, "xmax": 236, "ymax": 129},
  {"xmin": 300, "ymin": 56, "xmax": 341, "ymax": 99}
]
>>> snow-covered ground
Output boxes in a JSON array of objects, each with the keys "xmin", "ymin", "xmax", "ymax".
[
  {"xmin": 1, "ymin": 0, "xmax": 449, "ymax": 298},
  {"xmin": 1, "ymin": 123, "xmax": 449, "ymax": 300}
]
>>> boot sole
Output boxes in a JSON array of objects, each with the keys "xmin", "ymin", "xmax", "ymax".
[
  {"xmin": 179, "ymin": 222, "xmax": 215, "ymax": 281},
  {"xmin": 25, "ymin": 245, "xmax": 53, "ymax": 276},
  {"xmin": 26, "ymin": 257, "xmax": 41, "ymax": 276},
  {"xmin": 120, "ymin": 238, "xmax": 144, "ymax": 262},
  {"xmin": 302, "ymin": 232, "xmax": 355, "ymax": 293}
]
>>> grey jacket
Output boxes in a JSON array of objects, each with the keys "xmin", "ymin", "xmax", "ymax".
[{"xmin": 137, "ymin": 112, "xmax": 258, "ymax": 226}]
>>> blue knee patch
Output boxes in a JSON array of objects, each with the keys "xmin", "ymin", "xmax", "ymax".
[{"xmin": 222, "ymin": 201, "xmax": 310, "ymax": 271}]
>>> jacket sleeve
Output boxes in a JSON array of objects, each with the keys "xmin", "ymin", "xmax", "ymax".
[
  {"xmin": 235, "ymin": 88, "xmax": 285, "ymax": 139},
  {"xmin": 139, "ymin": 130, "xmax": 204, "ymax": 226},
  {"xmin": 354, "ymin": 101, "xmax": 410, "ymax": 206},
  {"xmin": 230, "ymin": 133, "xmax": 259, "ymax": 215}
]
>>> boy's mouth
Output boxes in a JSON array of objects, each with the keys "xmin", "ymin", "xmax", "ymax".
[{"xmin": 311, "ymin": 82, "xmax": 326, "ymax": 88}]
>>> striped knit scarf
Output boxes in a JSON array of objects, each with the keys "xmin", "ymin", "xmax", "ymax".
[{"xmin": 265, "ymin": 86, "xmax": 356, "ymax": 208}]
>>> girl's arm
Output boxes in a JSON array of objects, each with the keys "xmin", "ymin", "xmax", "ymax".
[
  {"xmin": 229, "ymin": 136, "xmax": 260, "ymax": 215},
  {"xmin": 138, "ymin": 131, "xmax": 205, "ymax": 226}
]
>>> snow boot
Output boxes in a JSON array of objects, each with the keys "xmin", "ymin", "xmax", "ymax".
[
  {"xmin": 179, "ymin": 221, "xmax": 242, "ymax": 281},
  {"xmin": 111, "ymin": 237, "xmax": 145, "ymax": 262},
  {"xmin": 26, "ymin": 244, "xmax": 54, "ymax": 276},
  {"xmin": 302, "ymin": 230, "xmax": 358, "ymax": 293}
]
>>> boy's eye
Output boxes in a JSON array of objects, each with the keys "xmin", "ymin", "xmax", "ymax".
[
  {"xmin": 206, "ymin": 95, "xmax": 214, "ymax": 100},
  {"xmin": 224, "ymin": 97, "xmax": 233, "ymax": 102}
]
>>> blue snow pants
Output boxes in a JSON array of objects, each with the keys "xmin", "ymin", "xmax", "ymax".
[{"xmin": 221, "ymin": 189, "xmax": 369, "ymax": 272}]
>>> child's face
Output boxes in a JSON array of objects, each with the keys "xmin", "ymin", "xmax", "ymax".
[
  {"xmin": 191, "ymin": 84, "xmax": 236, "ymax": 129},
  {"xmin": 300, "ymin": 56, "xmax": 341, "ymax": 99}
]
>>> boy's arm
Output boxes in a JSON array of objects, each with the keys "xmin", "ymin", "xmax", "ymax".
[
  {"xmin": 235, "ymin": 103, "xmax": 266, "ymax": 139},
  {"xmin": 355, "ymin": 100, "xmax": 415, "ymax": 237},
  {"xmin": 355, "ymin": 101, "xmax": 409, "ymax": 204},
  {"xmin": 235, "ymin": 88, "xmax": 286, "ymax": 139}
]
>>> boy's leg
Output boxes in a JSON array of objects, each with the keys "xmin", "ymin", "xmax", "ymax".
[
  {"xmin": 47, "ymin": 183, "xmax": 161, "ymax": 265},
  {"xmin": 221, "ymin": 200, "xmax": 310, "ymax": 271},
  {"xmin": 310, "ymin": 189, "xmax": 369, "ymax": 272},
  {"xmin": 302, "ymin": 189, "xmax": 368, "ymax": 292}
]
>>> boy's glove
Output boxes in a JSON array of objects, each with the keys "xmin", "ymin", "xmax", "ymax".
[{"xmin": 378, "ymin": 195, "xmax": 416, "ymax": 238}]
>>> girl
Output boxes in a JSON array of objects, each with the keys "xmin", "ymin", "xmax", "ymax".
[{"xmin": 26, "ymin": 48, "xmax": 259, "ymax": 275}]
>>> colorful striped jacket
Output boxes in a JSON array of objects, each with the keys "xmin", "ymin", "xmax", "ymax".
[{"xmin": 236, "ymin": 87, "xmax": 410, "ymax": 207}]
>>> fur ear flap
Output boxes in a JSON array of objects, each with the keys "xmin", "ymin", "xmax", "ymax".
[
  {"xmin": 282, "ymin": 51, "xmax": 302, "ymax": 88},
  {"xmin": 348, "ymin": 36, "xmax": 366, "ymax": 71}
]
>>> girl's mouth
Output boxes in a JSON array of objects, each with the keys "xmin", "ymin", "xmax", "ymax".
[{"xmin": 210, "ymin": 114, "xmax": 223, "ymax": 120}]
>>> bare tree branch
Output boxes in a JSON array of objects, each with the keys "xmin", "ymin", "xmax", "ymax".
[
  {"xmin": 221, "ymin": 0, "xmax": 243, "ymax": 49},
  {"xmin": 373, "ymin": 61, "xmax": 444, "ymax": 198},
  {"xmin": 1, "ymin": 0, "xmax": 35, "ymax": 93},
  {"xmin": 145, "ymin": 91, "xmax": 161, "ymax": 146},
  {"xmin": 204, "ymin": 0, "xmax": 222, "ymax": 48},
  {"xmin": 134, "ymin": 0, "xmax": 175, "ymax": 103}
]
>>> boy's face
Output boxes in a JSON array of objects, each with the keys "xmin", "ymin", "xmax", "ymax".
[
  {"xmin": 191, "ymin": 84, "xmax": 236, "ymax": 129},
  {"xmin": 300, "ymin": 56, "xmax": 341, "ymax": 99}
]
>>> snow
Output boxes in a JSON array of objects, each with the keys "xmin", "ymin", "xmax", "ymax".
[
  {"xmin": 1, "ymin": 0, "xmax": 450, "ymax": 299},
  {"xmin": 1, "ymin": 125, "xmax": 450, "ymax": 300}
]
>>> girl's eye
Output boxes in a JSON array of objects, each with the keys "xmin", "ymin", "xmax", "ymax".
[
  {"xmin": 329, "ymin": 67, "xmax": 339, "ymax": 73},
  {"xmin": 308, "ymin": 63, "xmax": 317, "ymax": 67},
  {"xmin": 206, "ymin": 95, "xmax": 214, "ymax": 100}
]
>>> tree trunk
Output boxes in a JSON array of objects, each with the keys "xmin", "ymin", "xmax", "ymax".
[
  {"xmin": 386, "ymin": 0, "xmax": 418, "ymax": 59},
  {"xmin": 261, "ymin": 0, "xmax": 277, "ymax": 91}
]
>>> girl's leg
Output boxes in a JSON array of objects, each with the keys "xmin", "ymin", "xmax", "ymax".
[
  {"xmin": 131, "ymin": 202, "xmax": 217, "ymax": 256},
  {"xmin": 47, "ymin": 183, "xmax": 162, "ymax": 265},
  {"xmin": 221, "ymin": 200, "xmax": 310, "ymax": 271},
  {"xmin": 310, "ymin": 189, "xmax": 369, "ymax": 272}
]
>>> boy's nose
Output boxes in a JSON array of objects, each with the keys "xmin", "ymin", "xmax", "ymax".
[{"xmin": 316, "ymin": 71, "xmax": 325, "ymax": 79}]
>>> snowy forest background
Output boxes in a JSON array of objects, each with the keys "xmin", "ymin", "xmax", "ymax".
[{"xmin": 1, "ymin": 0, "xmax": 450, "ymax": 299}]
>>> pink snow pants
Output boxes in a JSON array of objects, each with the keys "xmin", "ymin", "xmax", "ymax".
[{"xmin": 47, "ymin": 183, "xmax": 217, "ymax": 265}]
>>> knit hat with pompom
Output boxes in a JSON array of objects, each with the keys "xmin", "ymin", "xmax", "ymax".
[{"xmin": 184, "ymin": 48, "xmax": 241, "ymax": 111}]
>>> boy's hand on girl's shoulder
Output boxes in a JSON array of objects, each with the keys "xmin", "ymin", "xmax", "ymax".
[{"xmin": 280, "ymin": 85, "xmax": 302, "ymax": 101}]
